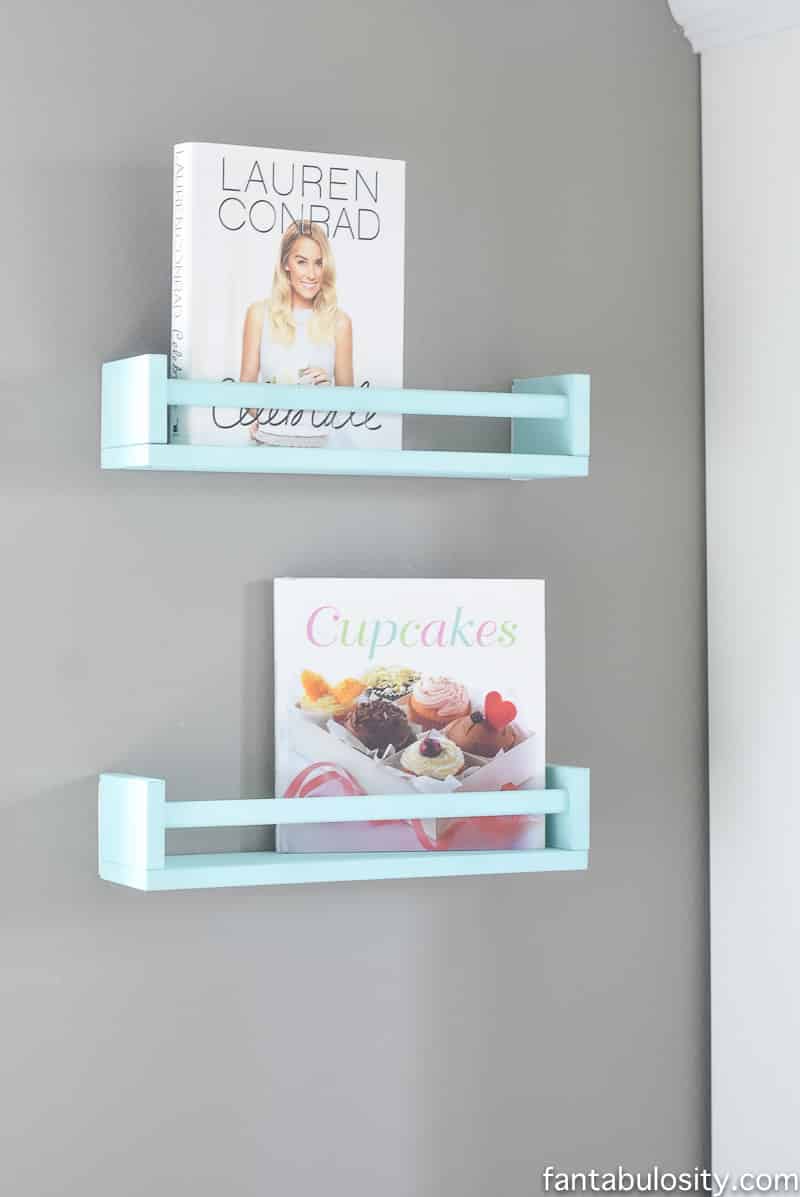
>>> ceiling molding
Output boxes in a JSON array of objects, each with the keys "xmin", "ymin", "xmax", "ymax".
[{"xmin": 667, "ymin": 0, "xmax": 800, "ymax": 51}]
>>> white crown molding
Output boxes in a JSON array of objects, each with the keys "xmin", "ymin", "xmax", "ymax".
[{"xmin": 667, "ymin": 0, "xmax": 800, "ymax": 51}]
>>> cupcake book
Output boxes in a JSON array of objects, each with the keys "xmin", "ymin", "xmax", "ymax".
[
  {"xmin": 170, "ymin": 142, "xmax": 405, "ymax": 450},
  {"xmin": 274, "ymin": 578, "xmax": 546, "ymax": 853}
]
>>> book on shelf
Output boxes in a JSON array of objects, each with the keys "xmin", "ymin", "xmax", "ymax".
[
  {"xmin": 170, "ymin": 142, "xmax": 405, "ymax": 449},
  {"xmin": 274, "ymin": 578, "xmax": 546, "ymax": 852}
]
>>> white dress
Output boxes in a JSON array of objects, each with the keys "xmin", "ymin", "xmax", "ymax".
[{"xmin": 256, "ymin": 306, "xmax": 336, "ymax": 446}]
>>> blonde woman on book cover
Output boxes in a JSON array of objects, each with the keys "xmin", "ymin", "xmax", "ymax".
[{"xmin": 240, "ymin": 220, "xmax": 354, "ymax": 446}]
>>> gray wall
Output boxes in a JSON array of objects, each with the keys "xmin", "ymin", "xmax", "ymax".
[{"xmin": 0, "ymin": 2, "xmax": 705, "ymax": 1194}]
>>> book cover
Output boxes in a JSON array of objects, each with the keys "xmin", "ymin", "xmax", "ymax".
[
  {"xmin": 274, "ymin": 579, "xmax": 546, "ymax": 852},
  {"xmin": 170, "ymin": 142, "xmax": 405, "ymax": 448}
]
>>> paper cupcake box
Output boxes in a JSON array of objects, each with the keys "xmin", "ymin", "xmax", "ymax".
[{"xmin": 274, "ymin": 578, "xmax": 547, "ymax": 853}]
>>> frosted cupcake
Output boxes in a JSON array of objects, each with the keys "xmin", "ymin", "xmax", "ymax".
[
  {"xmin": 297, "ymin": 670, "xmax": 364, "ymax": 724},
  {"xmin": 400, "ymin": 733, "xmax": 464, "ymax": 780},
  {"xmin": 343, "ymin": 698, "xmax": 415, "ymax": 755},
  {"xmin": 361, "ymin": 664, "xmax": 420, "ymax": 708},
  {"xmin": 408, "ymin": 675, "xmax": 470, "ymax": 729},
  {"xmin": 444, "ymin": 713, "xmax": 523, "ymax": 757},
  {"xmin": 445, "ymin": 690, "xmax": 522, "ymax": 757}
]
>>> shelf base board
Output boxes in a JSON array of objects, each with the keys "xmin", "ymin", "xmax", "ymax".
[
  {"xmin": 100, "ymin": 847, "xmax": 589, "ymax": 891},
  {"xmin": 101, "ymin": 443, "xmax": 589, "ymax": 481}
]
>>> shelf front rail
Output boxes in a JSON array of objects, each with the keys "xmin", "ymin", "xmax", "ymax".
[
  {"xmin": 98, "ymin": 766, "xmax": 590, "ymax": 890},
  {"xmin": 100, "ymin": 355, "xmax": 590, "ymax": 480}
]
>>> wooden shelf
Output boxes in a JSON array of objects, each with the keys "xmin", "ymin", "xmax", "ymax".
[
  {"xmin": 98, "ymin": 765, "xmax": 590, "ymax": 891},
  {"xmin": 100, "ymin": 356, "xmax": 590, "ymax": 481}
]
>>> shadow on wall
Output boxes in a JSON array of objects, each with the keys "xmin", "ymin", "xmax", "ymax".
[{"xmin": 1, "ymin": 777, "xmax": 104, "ymax": 927}]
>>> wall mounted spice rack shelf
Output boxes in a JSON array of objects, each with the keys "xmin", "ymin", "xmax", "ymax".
[
  {"xmin": 98, "ymin": 765, "xmax": 589, "ymax": 890},
  {"xmin": 101, "ymin": 355, "xmax": 590, "ymax": 481}
]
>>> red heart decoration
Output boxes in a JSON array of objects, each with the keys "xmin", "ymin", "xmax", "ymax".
[{"xmin": 484, "ymin": 690, "xmax": 517, "ymax": 731}]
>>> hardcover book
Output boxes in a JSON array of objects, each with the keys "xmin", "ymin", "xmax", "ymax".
[
  {"xmin": 274, "ymin": 579, "xmax": 546, "ymax": 852},
  {"xmin": 170, "ymin": 142, "xmax": 405, "ymax": 448}
]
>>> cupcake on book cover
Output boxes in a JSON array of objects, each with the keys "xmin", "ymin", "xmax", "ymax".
[
  {"xmin": 170, "ymin": 142, "xmax": 405, "ymax": 450},
  {"xmin": 274, "ymin": 579, "xmax": 547, "ymax": 852}
]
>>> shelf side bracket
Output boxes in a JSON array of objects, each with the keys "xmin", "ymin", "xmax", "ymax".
[
  {"xmin": 511, "ymin": 374, "xmax": 590, "ymax": 458},
  {"xmin": 545, "ymin": 765, "xmax": 590, "ymax": 851},
  {"xmin": 101, "ymin": 355, "xmax": 169, "ymax": 451},
  {"xmin": 99, "ymin": 773, "xmax": 166, "ymax": 888}
]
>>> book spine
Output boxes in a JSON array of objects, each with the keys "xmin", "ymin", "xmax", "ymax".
[
  {"xmin": 275, "ymin": 580, "xmax": 287, "ymax": 853},
  {"xmin": 169, "ymin": 145, "xmax": 193, "ymax": 440},
  {"xmin": 170, "ymin": 143, "xmax": 193, "ymax": 379}
]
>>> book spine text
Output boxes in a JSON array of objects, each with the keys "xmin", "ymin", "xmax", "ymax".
[{"xmin": 170, "ymin": 144, "xmax": 193, "ymax": 381}]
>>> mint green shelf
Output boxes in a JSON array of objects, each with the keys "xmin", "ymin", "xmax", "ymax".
[
  {"xmin": 100, "ymin": 355, "xmax": 590, "ymax": 481},
  {"xmin": 98, "ymin": 766, "xmax": 590, "ymax": 891}
]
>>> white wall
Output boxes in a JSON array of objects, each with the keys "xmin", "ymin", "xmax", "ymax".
[{"xmin": 703, "ymin": 29, "xmax": 800, "ymax": 1171}]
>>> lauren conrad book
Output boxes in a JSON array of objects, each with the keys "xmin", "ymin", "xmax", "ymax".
[
  {"xmin": 274, "ymin": 579, "xmax": 546, "ymax": 853},
  {"xmin": 170, "ymin": 142, "xmax": 405, "ymax": 448}
]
